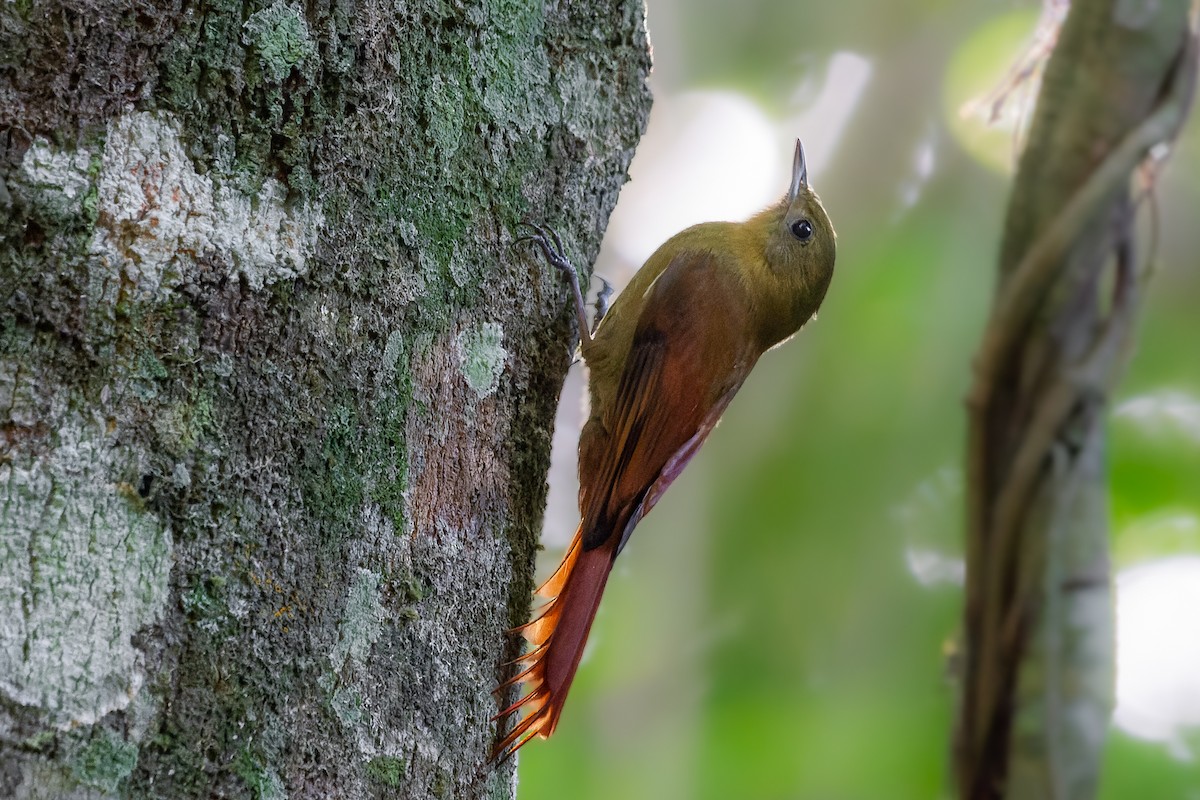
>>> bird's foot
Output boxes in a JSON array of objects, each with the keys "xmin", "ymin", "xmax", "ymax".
[
  {"xmin": 516, "ymin": 221, "xmax": 593, "ymax": 351},
  {"xmin": 516, "ymin": 221, "xmax": 572, "ymax": 275}
]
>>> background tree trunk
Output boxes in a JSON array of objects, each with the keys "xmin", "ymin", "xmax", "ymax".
[
  {"xmin": 956, "ymin": 1, "xmax": 1195, "ymax": 798},
  {"xmin": 0, "ymin": 1, "xmax": 650, "ymax": 797}
]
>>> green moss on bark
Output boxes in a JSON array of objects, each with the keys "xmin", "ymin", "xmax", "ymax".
[
  {"xmin": 365, "ymin": 755, "xmax": 405, "ymax": 787},
  {"xmin": 70, "ymin": 729, "xmax": 139, "ymax": 794}
]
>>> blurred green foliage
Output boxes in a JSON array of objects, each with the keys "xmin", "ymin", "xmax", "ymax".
[{"xmin": 518, "ymin": 1, "xmax": 1200, "ymax": 797}]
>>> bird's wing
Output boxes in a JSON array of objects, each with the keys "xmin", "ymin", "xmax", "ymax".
[
  {"xmin": 582, "ymin": 250, "xmax": 758, "ymax": 551},
  {"xmin": 491, "ymin": 251, "xmax": 759, "ymax": 760}
]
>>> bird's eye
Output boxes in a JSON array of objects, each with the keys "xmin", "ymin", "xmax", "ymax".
[{"xmin": 791, "ymin": 219, "xmax": 814, "ymax": 242}]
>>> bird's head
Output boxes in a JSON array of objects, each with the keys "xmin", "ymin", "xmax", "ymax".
[{"xmin": 756, "ymin": 140, "xmax": 838, "ymax": 342}]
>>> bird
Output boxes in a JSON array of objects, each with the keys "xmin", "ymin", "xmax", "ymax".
[{"xmin": 494, "ymin": 140, "xmax": 837, "ymax": 761}]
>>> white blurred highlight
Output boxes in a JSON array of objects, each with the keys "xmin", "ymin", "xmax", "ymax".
[
  {"xmin": 904, "ymin": 546, "xmax": 964, "ymax": 587},
  {"xmin": 1117, "ymin": 390, "xmax": 1200, "ymax": 442},
  {"xmin": 603, "ymin": 91, "xmax": 781, "ymax": 269},
  {"xmin": 1115, "ymin": 557, "xmax": 1200, "ymax": 751},
  {"xmin": 781, "ymin": 51, "xmax": 873, "ymax": 188},
  {"xmin": 604, "ymin": 51, "xmax": 873, "ymax": 269}
]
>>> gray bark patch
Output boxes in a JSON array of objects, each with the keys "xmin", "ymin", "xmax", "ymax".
[
  {"xmin": 16, "ymin": 110, "xmax": 325, "ymax": 299},
  {"xmin": 457, "ymin": 322, "xmax": 507, "ymax": 400},
  {"xmin": 0, "ymin": 414, "xmax": 172, "ymax": 728}
]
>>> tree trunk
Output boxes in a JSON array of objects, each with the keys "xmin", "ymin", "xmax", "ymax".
[
  {"xmin": 0, "ymin": 1, "xmax": 651, "ymax": 797},
  {"xmin": 956, "ymin": 1, "xmax": 1195, "ymax": 798}
]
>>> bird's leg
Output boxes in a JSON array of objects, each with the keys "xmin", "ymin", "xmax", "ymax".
[
  {"xmin": 517, "ymin": 222, "xmax": 594, "ymax": 353},
  {"xmin": 592, "ymin": 275, "xmax": 614, "ymax": 335}
]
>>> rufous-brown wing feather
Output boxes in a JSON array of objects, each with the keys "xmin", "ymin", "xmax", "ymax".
[
  {"xmin": 583, "ymin": 254, "xmax": 758, "ymax": 549},
  {"xmin": 493, "ymin": 253, "xmax": 758, "ymax": 762}
]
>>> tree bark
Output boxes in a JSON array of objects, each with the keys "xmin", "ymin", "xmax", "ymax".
[
  {"xmin": 0, "ymin": 1, "xmax": 651, "ymax": 797},
  {"xmin": 956, "ymin": 1, "xmax": 1195, "ymax": 798}
]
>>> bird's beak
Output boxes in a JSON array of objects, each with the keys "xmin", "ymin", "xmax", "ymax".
[{"xmin": 787, "ymin": 139, "xmax": 808, "ymax": 204}]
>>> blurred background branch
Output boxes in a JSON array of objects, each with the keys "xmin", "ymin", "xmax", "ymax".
[{"xmin": 957, "ymin": 1, "xmax": 1197, "ymax": 798}]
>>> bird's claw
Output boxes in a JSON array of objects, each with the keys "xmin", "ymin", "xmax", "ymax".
[
  {"xmin": 516, "ymin": 221, "xmax": 572, "ymax": 276},
  {"xmin": 516, "ymin": 220, "xmax": 594, "ymax": 352}
]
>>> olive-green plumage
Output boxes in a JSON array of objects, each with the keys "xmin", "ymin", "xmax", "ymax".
[{"xmin": 494, "ymin": 141, "xmax": 837, "ymax": 760}]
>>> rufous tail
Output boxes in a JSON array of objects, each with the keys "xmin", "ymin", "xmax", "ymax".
[{"xmin": 491, "ymin": 524, "xmax": 615, "ymax": 761}]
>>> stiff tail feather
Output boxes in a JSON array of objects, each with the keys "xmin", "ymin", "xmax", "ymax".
[{"xmin": 491, "ymin": 524, "xmax": 615, "ymax": 761}]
